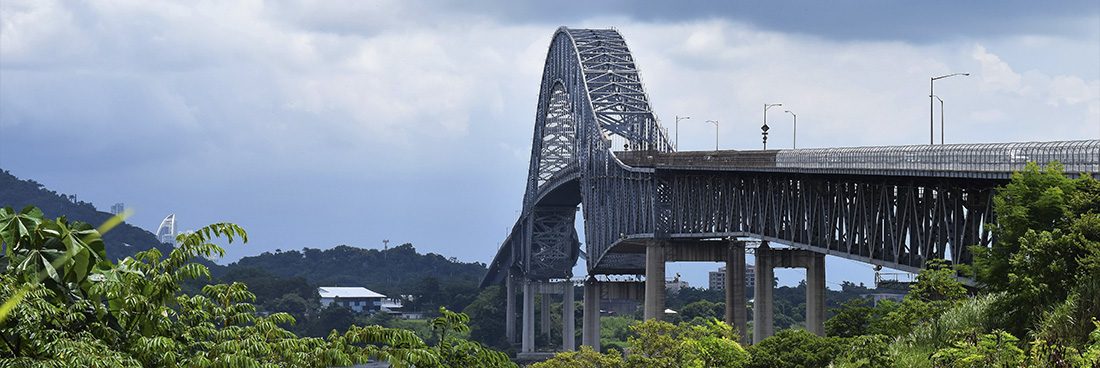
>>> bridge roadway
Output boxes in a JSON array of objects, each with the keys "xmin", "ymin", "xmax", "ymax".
[{"xmin": 481, "ymin": 26, "xmax": 1100, "ymax": 357}]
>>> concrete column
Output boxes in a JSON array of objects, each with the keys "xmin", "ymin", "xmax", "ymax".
[
  {"xmin": 541, "ymin": 292, "xmax": 551, "ymax": 342},
  {"xmin": 753, "ymin": 241, "xmax": 774, "ymax": 344},
  {"xmin": 505, "ymin": 274, "xmax": 516, "ymax": 344},
  {"xmin": 522, "ymin": 281, "xmax": 535, "ymax": 353},
  {"xmin": 582, "ymin": 277, "xmax": 601, "ymax": 351},
  {"xmin": 644, "ymin": 243, "xmax": 666, "ymax": 320},
  {"xmin": 805, "ymin": 253, "xmax": 826, "ymax": 336},
  {"xmin": 562, "ymin": 282, "xmax": 575, "ymax": 351},
  {"xmin": 725, "ymin": 242, "xmax": 747, "ymax": 344}
]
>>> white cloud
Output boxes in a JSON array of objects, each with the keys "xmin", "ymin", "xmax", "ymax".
[{"xmin": 972, "ymin": 44, "xmax": 1025, "ymax": 95}]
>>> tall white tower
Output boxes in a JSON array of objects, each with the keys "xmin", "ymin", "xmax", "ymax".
[{"xmin": 156, "ymin": 214, "xmax": 177, "ymax": 246}]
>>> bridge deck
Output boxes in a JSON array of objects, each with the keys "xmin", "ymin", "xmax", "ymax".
[{"xmin": 617, "ymin": 140, "xmax": 1099, "ymax": 179}]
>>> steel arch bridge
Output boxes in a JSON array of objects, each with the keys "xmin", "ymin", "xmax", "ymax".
[{"xmin": 482, "ymin": 27, "xmax": 1100, "ymax": 288}]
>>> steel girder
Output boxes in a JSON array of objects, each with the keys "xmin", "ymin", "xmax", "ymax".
[{"xmin": 654, "ymin": 172, "xmax": 997, "ymax": 272}]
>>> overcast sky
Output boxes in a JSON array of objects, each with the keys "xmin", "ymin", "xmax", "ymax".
[{"xmin": 2, "ymin": 0, "xmax": 1098, "ymax": 289}]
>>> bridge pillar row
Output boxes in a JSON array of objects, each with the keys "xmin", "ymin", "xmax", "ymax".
[
  {"xmin": 725, "ymin": 241, "xmax": 748, "ymax": 344},
  {"xmin": 753, "ymin": 241, "xmax": 775, "ymax": 344},
  {"xmin": 581, "ymin": 277, "xmax": 601, "ymax": 351},
  {"xmin": 644, "ymin": 242, "xmax": 666, "ymax": 320},
  {"xmin": 505, "ymin": 273, "xmax": 516, "ymax": 344},
  {"xmin": 522, "ymin": 280, "xmax": 535, "ymax": 353},
  {"xmin": 562, "ymin": 281, "xmax": 575, "ymax": 351}
]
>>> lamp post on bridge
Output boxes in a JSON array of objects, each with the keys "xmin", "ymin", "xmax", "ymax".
[
  {"xmin": 705, "ymin": 120, "xmax": 719, "ymax": 151},
  {"xmin": 931, "ymin": 95, "xmax": 944, "ymax": 144},
  {"xmin": 784, "ymin": 110, "xmax": 797, "ymax": 149},
  {"xmin": 675, "ymin": 115, "xmax": 690, "ymax": 151},
  {"xmin": 763, "ymin": 103, "xmax": 782, "ymax": 150},
  {"xmin": 930, "ymin": 73, "xmax": 968, "ymax": 145}
]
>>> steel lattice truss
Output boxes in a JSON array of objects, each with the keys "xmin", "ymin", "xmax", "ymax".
[{"xmin": 480, "ymin": 27, "xmax": 1100, "ymax": 286}]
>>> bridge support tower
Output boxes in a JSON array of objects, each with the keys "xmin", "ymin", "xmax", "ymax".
[
  {"xmin": 505, "ymin": 273, "xmax": 516, "ymax": 344},
  {"xmin": 753, "ymin": 242, "xmax": 825, "ymax": 343},
  {"xmin": 582, "ymin": 277, "xmax": 601, "ymax": 351},
  {"xmin": 725, "ymin": 242, "xmax": 748, "ymax": 344}
]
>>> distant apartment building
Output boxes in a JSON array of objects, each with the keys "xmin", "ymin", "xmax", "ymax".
[
  {"xmin": 708, "ymin": 264, "xmax": 756, "ymax": 291},
  {"xmin": 110, "ymin": 203, "xmax": 125, "ymax": 215},
  {"xmin": 318, "ymin": 287, "xmax": 387, "ymax": 313},
  {"xmin": 665, "ymin": 274, "xmax": 690, "ymax": 293}
]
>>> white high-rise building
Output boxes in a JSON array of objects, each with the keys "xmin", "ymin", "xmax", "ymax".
[
  {"xmin": 110, "ymin": 203, "xmax": 125, "ymax": 215},
  {"xmin": 708, "ymin": 264, "xmax": 756, "ymax": 291},
  {"xmin": 156, "ymin": 214, "xmax": 177, "ymax": 245}
]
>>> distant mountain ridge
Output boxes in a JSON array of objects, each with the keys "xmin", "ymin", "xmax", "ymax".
[{"xmin": 0, "ymin": 169, "xmax": 173, "ymax": 260}]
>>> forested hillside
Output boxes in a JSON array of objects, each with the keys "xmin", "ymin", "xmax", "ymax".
[
  {"xmin": 231, "ymin": 244, "xmax": 485, "ymax": 292},
  {"xmin": 0, "ymin": 169, "xmax": 172, "ymax": 260}
]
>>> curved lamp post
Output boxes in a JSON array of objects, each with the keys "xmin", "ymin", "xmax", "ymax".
[
  {"xmin": 931, "ymin": 95, "xmax": 944, "ymax": 144},
  {"xmin": 784, "ymin": 110, "xmax": 797, "ymax": 149},
  {"xmin": 763, "ymin": 103, "xmax": 783, "ymax": 150},
  {"xmin": 930, "ymin": 73, "xmax": 968, "ymax": 144},
  {"xmin": 675, "ymin": 115, "xmax": 690, "ymax": 151},
  {"xmin": 705, "ymin": 120, "xmax": 719, "ymax": 151}
]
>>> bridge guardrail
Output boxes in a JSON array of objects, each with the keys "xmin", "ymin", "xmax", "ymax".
[{"xmin": 615, "ymin": 140, "xmax": 1100, "ymax": 177}]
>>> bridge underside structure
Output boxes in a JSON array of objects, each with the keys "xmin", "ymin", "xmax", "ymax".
[{"xmin": 482, "ymin": 27, "xmax": 1100, "ymax": 353}]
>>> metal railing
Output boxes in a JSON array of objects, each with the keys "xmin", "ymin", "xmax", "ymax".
[{"xmin": 774, "ymin": 140, "xmax": 1100, "ymax": 174}]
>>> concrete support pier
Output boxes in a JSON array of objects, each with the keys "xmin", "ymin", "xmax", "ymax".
[
  {"xmin": 562, "ymin": 282, "xmax": 575, "ymax": 351},
  {"xmin": 541, "ymin": 294, "xmax": 551, "ymax": 342},
  {"xmin": 753, "ymin": 242, "xmax": 775, "ymax": 344},
  {"xmin": 581, "ymin": 278, "xmax": 601, "ymax": 351},
  {"xmin": 505, "ymin": 274, "xmax": 516, "ymax": 344},
  {"xmin": 522, "ymin": 281, "xmax": 535, "ymax": 353},
  {"xmin": 752, "ymin": 241, "xmax": 827, "ymax": 343},
  {"xmin": 644, "ymin": 243, "xmax": 666, "ymax": 320},
  {"xmin": 725, "ymin": 242, "xmax": 747, "ymax": 344},
  {"xmin": 806, "ymin": 253, "xmax": 826, "ymax": 336}
]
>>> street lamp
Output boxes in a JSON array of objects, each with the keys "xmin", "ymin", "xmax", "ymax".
[
  {"xmin": 705, "ymin": 120, "xmax": 719, "ymax": 151},
  {"xmin": 763, "ymin": 103, "xmax": 783, "ymax": 150},
  {"xmin": 930, "ymin": 73, "xmax": 968, "ymax": 144},
  {"xmin": 784, "ymin": 110, "xmax": 797, "ymax": 149},
  {"xmin": 675, "ymin": 115, "xmax": 690, "ymax": 151},
  {"xmin": 931, "ymin": 95, "xmax": 944, "ymax": 144}
]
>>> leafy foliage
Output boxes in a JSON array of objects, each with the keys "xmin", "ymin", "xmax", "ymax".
[
  {"xmin": 973, "ymin": 163, "xmax": 1100, "ymax": 341},
  {"xmin": 529, "ymin": 346, "xmax": 626, "ymax": 368},
  {"xmin": 532, "ymin": 319, "xmax": 748, "ymax": 368},
  {"xmin": 745, "ymin": 329, "xmax": 845, "ymax": 368},
  {"xmin": 832, "ymin": 334, "xmax": 896, "ymax": 368},
  {"xmin": 0, "ymin": 208, "xmax": 512, "ymax": 367},
  {"xmin": 930, "ymin": 330, "xmax": 1025, "ymax": 367}
]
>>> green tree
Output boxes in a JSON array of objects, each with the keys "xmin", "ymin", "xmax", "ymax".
[
  {"xmin": 431, "ymin": 306, "xmax": 514, "ymax": 367},
  {"xmin": 679, "ymin": 300, "xmax": 722, "ymax": 322},
  {"xmin": 877, "ymin": 260, "xmax": 968, "ymax": 337},
  {"xmin": 626, "ymin": 319, "xmax": 748, "ymax": 368},
  {"xmin": 530, "ymin": 346, "xmax": 625, "ymax": 368},
  {"xmin": 833, "ymin": 334, "xmax": 896, "ymax": 368},
  {"xmin": 0, "ymin": 207, "xmax": 510, "ymax": 367},
  {"xmin": 972, "ymin": 163, "xmax": 1100, "ymax": 343},
  {"xmin": 930, "ymin": 330, "xmax": 1024, "ymax": 368},
  {"xmin": 825, "ymin": 298, "xmax": 875, "ymax": 337},
  {"xmin": 600, "ymin": 316, "xmax": 637, "ymax": 353},
  {"xmin": 745, "ymin": 329, "xmax": 846, "ymax": 368},
  {"xmin": 461, "ymin": 285, "xmax": 509, "ymax": 350}
]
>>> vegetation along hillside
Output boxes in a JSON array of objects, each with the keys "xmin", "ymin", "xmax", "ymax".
[{"xmin": 0, "ymin": 169, "xmax": 173, "ymax": 260}]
